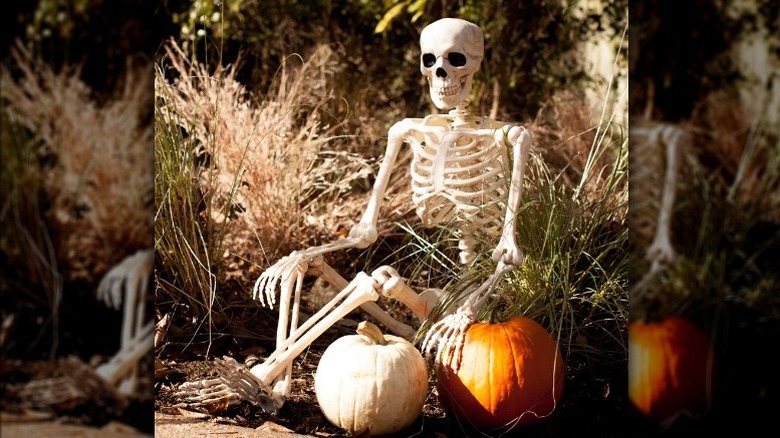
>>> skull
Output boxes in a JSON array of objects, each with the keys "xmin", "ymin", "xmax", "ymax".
[{"xmin": 420, "ymin": 18, "xmax": 484, "ymax": 110}]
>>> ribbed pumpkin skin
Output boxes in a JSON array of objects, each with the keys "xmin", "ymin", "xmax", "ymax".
[
  {"xmin": 436, "ymin": 317, "xmax": 565, "ymax": 432},
  {"xmin": 629, "ymin": 316, "xmax": 716, "ymax": 422},
  {"xmin": 314, "ymin": 331, "xmax": 428, "ymax": 436}
]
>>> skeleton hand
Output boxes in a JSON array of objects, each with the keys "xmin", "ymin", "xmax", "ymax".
[
  {"xmin": 646, "ymin": 235, "xmax": 676, "ymax": 269},
  {"xmin": 420, "ymin": 309, "xmax": 475, "ymax": 374},
  {"xmin": 492, "ymin": 234, "xmax": 524, "ymax": 267},
  {"xmin": 17, "ymin": 376, "xmax": 87, "ymax": 409},
  {"xmin": 252, "ymin": 251, "xmax": 308, "ymax": 307},
  {"xmin": 348, "ymin": 222, "xmax": 378, "ymax": 249},
  {"xmin": 97, "ymin": 249, "xmax": 153, "ymax": 310}
]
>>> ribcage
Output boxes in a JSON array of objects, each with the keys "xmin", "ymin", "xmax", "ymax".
[
  {"xmin": 629, "ymin": 122, "xmax": 668, "ymax": 247},
  {"xmin": 408, "ymin": 126, "xmax": 509, "ymax": 237}
]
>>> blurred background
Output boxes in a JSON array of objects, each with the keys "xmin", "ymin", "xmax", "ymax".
[
  {"xmin": 1, "ymin": 1, "xmax": 176, "ymax": 434},
  {"xmin": 629, "ymin": 0, "xmax": 779, "ymax": 435}
]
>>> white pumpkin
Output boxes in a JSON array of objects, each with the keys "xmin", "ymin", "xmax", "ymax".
[{"xmin": 314, "ymin": 321, "xmax": 428, "ymax": 436}]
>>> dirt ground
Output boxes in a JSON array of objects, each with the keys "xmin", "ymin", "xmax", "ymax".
[
  {"xmin": 1, "ymin": 414, "xmax": 151, "ymax": 437},
  {"xmin": 154, "ymin": 411, "xmax": 318, "ymax": 437}
]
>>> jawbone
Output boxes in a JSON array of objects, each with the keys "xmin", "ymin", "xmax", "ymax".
[{"xmin": 429, "ymin": 77, "xmax": 470, "ymax": 110}]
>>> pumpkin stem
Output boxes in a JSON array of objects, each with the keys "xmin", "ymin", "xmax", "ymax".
[
  {"xmin": 487, "ymin": 304, "xmax": 501, "ymax": 324},
  {"xmin": 357, "ymin": 321, "xmax": 387, "ymax": 346}
]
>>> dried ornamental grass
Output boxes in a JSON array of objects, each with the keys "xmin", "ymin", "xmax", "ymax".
[{"xmin": 156, "ymin": 40, "xmax": 414, "ymax": 270}]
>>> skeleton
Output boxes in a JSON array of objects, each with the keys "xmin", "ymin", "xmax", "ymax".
[
  {"xmin": 628, "ymin": 119, "xmax": 685, "ymax": 300},
  {"xmin": 176, "ymin": 18, "xmax": 531, "ymax": 413}
]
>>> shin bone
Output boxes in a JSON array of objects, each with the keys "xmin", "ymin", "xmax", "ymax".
[
  {"xmin": 243, "ymin": 272, "xmax": 380, "ymax": 395},
  {"xmin": 96, "ymin": 321, "xmax": 154, "ymax": 387}
]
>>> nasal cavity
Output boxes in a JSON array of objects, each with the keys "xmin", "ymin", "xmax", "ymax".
[{"xmin": 436, "ymin": 68, "xmax": 447, "ymax": 78}]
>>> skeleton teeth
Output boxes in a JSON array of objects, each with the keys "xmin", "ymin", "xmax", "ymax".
[
  {"xmin": 437, "ymin": 85, "xmax": 462, "ymax": 96},
  {"xmin": 434, "ymin": 79, "xmax": 467, "ymax": 96}
]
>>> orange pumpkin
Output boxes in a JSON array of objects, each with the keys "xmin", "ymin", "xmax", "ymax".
[
  {"xmin": 436, "ymin": 316, "xmax": 565, "ymax": 432},
  {"xmin": 628, "ymin": 316, "xmax": 717, "ymax": 422}
]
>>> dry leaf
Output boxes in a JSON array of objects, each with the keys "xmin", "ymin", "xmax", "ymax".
[{"xmin": 154, "ymin": 359, "xmax": 170, "ymax": 379}]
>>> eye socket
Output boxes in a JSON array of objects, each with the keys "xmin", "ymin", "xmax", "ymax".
[
  {"xmin": 448, "ymin": 52, "xmax": 467, "ymax": 67},
  {"xmin": 422, "ymin": 53, "xmax": 436, "ymax": 68}
]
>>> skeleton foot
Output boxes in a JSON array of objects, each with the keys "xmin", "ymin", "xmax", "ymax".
[
  {"xmin": 174, "ymin": 360, "xmax": 280, "ymax": 413},
  {"xmin": 421, "ymin": 310, "xmax": 474, "ymax": 374},
  {"xmin": 212, "ymin": 357, "xmax": 284, "ymax": 413},
  {"xmin": 18, "ymin": 376, "xmax": 89, "ymax": 410},
  {"xmin": 253, "ymin": 251, "xmax": 308, "ymax": 307},
  {"xmin": 16, "ymin": 357, "xmax": 124, "ymax": 411},
  {"xmin": 175, "ymin": 378, "xmax": 242, "ymax": 409}
]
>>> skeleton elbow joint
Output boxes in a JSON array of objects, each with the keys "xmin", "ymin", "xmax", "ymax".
[{"xmin": 354, "ymin": 228, "xmax": 378, "ymax": 249}]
